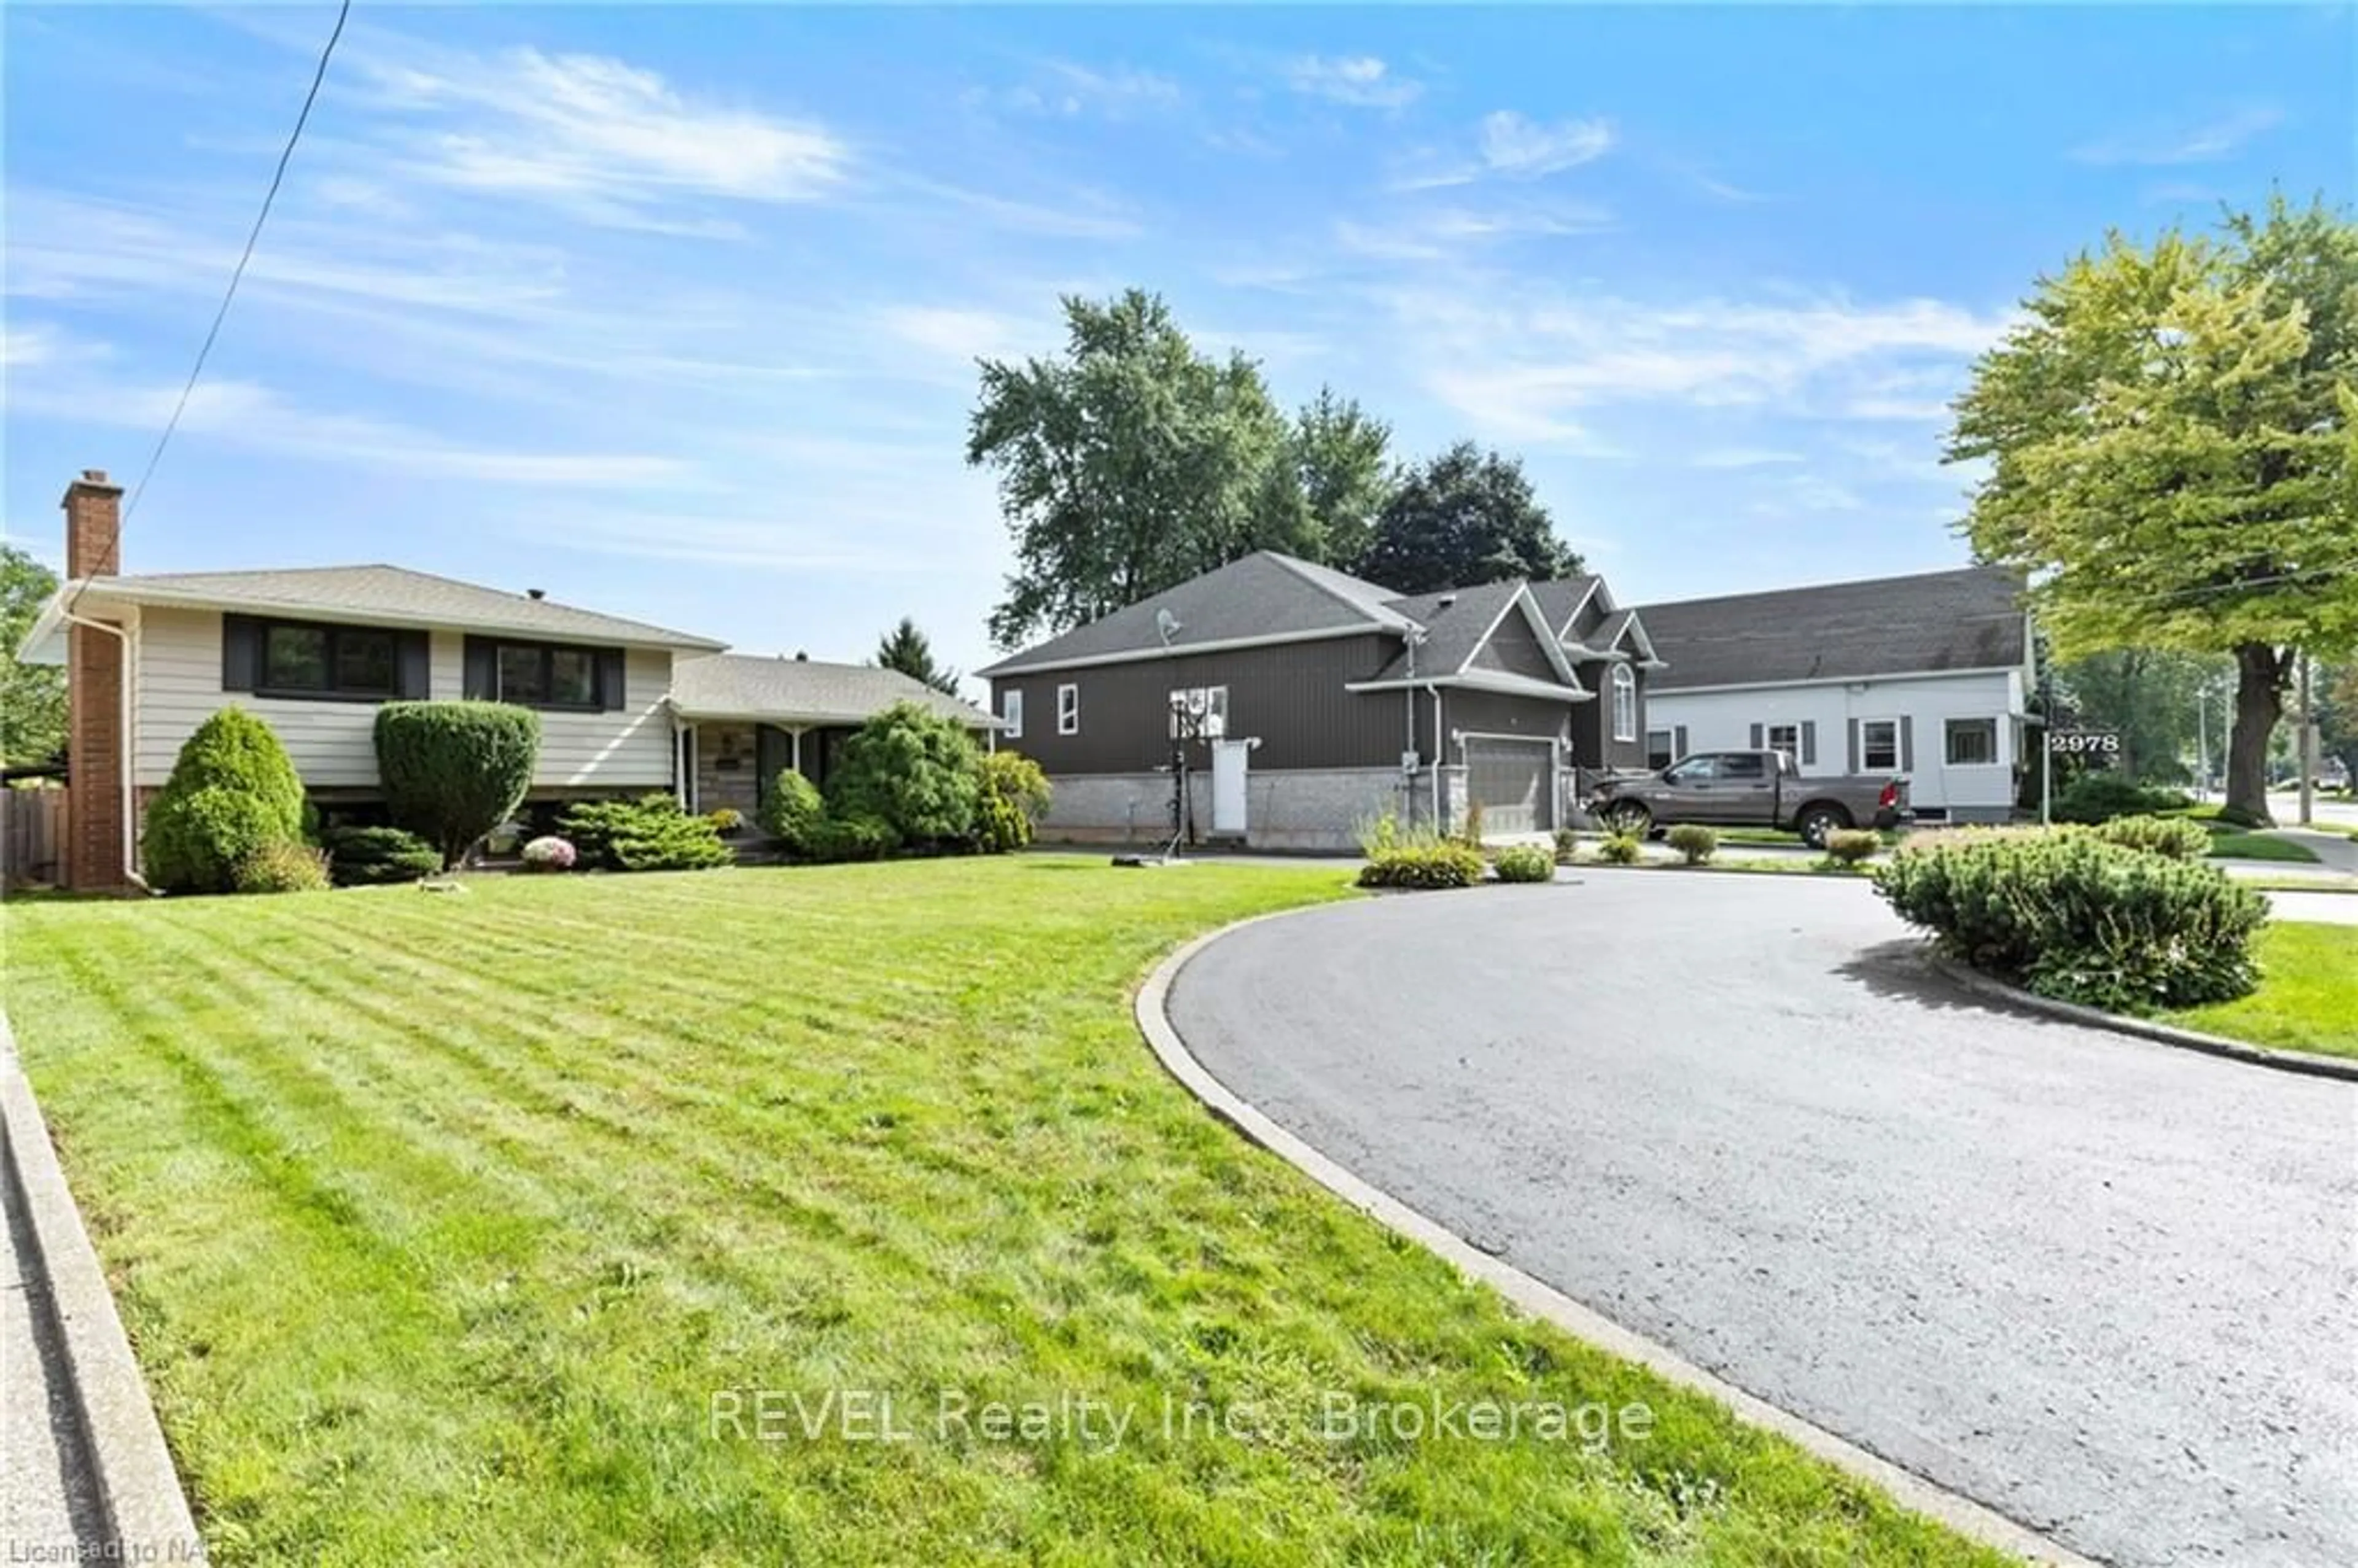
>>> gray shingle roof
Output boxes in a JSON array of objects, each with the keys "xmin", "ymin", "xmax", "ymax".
[
  {"xmin": 1527, "ymin": 575, "xmax": 1601, "ymax": 637},
  {"xmin": 671, "ymin": 654, "xmax": 997, "ymax": 727},
  {"xmin": 1638, "ymin": 567, "xmax": 2028, "ymax": 691},
  {"xmin": 976, "ymin": 552, "xmax": 1411, "ymax": 675},
  {"xmin": 80, "ymin": 564, "xmax": 725, "ymax": 649},
  {"xmin": 1368, "ymin": 579, "xmax": 1529, "ymax": 681}
]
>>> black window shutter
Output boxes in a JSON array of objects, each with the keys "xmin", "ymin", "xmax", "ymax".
[
  {"xmin": 462, "ymin": 636, "xmax": 497, "ymax": 700},
  {"xmin": 221, "ymin": 614, "xmax": 260, "ymax": 692},
  {"xmin": 1673, "ymin": 724, "xmax": 1687, "ymax": 759},
  {"xmin": 1899, "ymin": 716, "xmax": 1915, "ymax": 772},
  {"xmin": 598, "ymin": 648, "xmax": 626, "ymax": 711},
  {"xmin": 1800, "ymin": 721, "xmax": 1818, "ymax": 766},
  {"xmin": 1848, "ymin": 719, "xmax": 1862, "ymax": 772},
  {"xmin": 1748, "ymin": 722, "xmax": 1764, "ymax": 748},
  {"xmin": 397, "ymin": 631, "xmax": 431, "ymax": 700}
]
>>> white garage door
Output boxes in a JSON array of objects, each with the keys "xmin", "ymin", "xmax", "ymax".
[{"xmin": 1465, "ymin": 740, "xmax": 1555, "ymax": 836}]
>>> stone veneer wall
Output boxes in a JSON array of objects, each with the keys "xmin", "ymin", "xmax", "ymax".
[
  {"xmin": 695, "ymin": 722, "xmax": 761, "ymax": 818},
  {"xmin": 1035, "ymin": 766, "xmax": 1438, "ymax": 853}
]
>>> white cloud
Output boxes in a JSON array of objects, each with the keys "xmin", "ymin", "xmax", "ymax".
[
  {"xmin": 13, "ymin": 370, "xmax": 686, "ymax": 487},
  {"xmin": 353, "ymin": 42, "xmax": 849, "ymax": 220},
  {"xmin": 982, "ymin": 58, "xmax": 1182, "ymax": 120},
  {"xmin": 1334, "ymin": 201, "xmax": 1614, "ymax": 261},
  {"xmin": 1394, "ymin": 111, "xmax": 1615, "ymax": 189},
  {"xmin": 877, "ymin": 306, "xmax": 1041, "ymax": 366},
  {"xmin": 1479, "ymin": 112, "xmax": 1614, "ymax": 177},
  {"xmin": 1379, "ymin": 284, "xmax": 2006, "ymax": 447},
  {"xmin": 1285, "ymin": 55, "xmax": 1422, "ymax": 110},
  {"xmin": 2070, "ymin": 106, "xmax": 2281, "ymax": 166},
  {"xmin": 1691, "ymin": 448, "xmax": 1804, "ymax": 470}
]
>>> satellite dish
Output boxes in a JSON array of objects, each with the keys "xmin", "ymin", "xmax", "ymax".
[{"xmin": 1155, "ymin": 608, "xmax": 1183, "ymax": 647}]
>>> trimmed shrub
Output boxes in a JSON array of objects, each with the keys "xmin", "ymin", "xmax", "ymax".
[
  {"xmin": 1665, "ymin": 823, "xmax": 1718, "ymax": 866},
  {"xmin": 321, "ymin": 825, "xmax": 441, "ymax": 887},
  {"xmin": 559, "ymin": 794, "xmax": 731, "ymax": 872},
  {"xmin": 2050, "ymin": 772, "xmax": 2194, "ymax": 825},
  {"xmin": 375, "ymin": 701, "xmax": 542, "ymax": 867},
  {"xmin": 976, "ymin": 751, "xmax": 1053, "ymax": 854},
  {"xmin": 825, "ymin": 702, "xmax": 981, "ymax": 847},
  {"xmin": 1872, "ymin": 831, "xmax": 2266, "ymax": 1011},
  {"xmin": 1360, "ymin": 840, "xmax": 1485, "ymax": 890},
  {"xmin": 1822, "ymin": 828, "xmax": 1883, "ymax": 865},
  {"xmin": 2091, "ymin": 813, "xmax": 2211, "ymax": 861},
  {"xmin": 806, "ymin": 813, "xmax": 902, "ymax": 863},
  {"xmin": 758, "ymin": 770, "xmax": 825, "ymax": 855},
  {"xmin": 1595, "ymin": 831, "xmax": 1643, "ymax": 865},
  {"xmin": 142, "ymin": 708, "xmax": 308, "ymax": 894},
  {"xmin": 233, "ymin": 839, "xmax": 331, "ymax": 894},
  {"xmin": 521, "ymin": 834, "xmax": 577, "ymax": 872},
  {"xmin": 1490, "ymin": 844, "xmax": 1555, "ymax": 883},
  {"xmin": 706, "ymin": 807, "xmax": 745, "ymax": 837},
  {"xmin": 1553, "ymin": 828, "xmax": 1582, "ymax": 864}
]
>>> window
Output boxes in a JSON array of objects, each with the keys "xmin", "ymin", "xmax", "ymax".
[
  {"xmin": 1610, "ymin": 665, "xmax": 1638, "ymax": 742},
  {"xmin": 1001, "ymin": 689, "xmax": 1024, "ymax": 740},
  {"xmin": 1665, "ymin": 756, "xmax": 1718, "ymax": 783},
  {"xmin": 257, "ymin": 619, "xmax": 397, "ymax": 699},
  {"xmin": 1646, "ymin": 729, "xmax": 1675, "ymax": 770},
  {"xmin": 1765, "ymin": 723, "xmax": 1800, "ymax": 763},
  {"xmin": 472, "ymin": 638, "xmax": 616, "ymax": 710},
  {"xmin": 1718, "ymin": 753, "xmax": 1767, "ymax": 780},
  {"xmin": 1167, "ymin": 686, "xmax": 1229, "ymax": 739},
  {"xmin": 1946, "ymin": 716, "xmax": 1999, "ymax": 766},
  {"xmin": 1057, "ymin": 683, "xmax": 1080, "ymax": 735},
  {"xmin": 1862, "ymin": 720, "xmax": 1900, "ymax": 772}
]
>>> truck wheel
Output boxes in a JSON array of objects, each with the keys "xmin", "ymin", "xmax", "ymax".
[
  {"xmin": 1797, "ymin": 804, "xmax": 1851, "ymax": 848},
  {"xmin": 1602, "ymin": 801, "xmax": 1652, "ymax": 836}
]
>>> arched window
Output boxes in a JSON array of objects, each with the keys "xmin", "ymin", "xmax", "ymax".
[{"xmin": 1611, "ymin": 665, "xmax": 1638, "ymax": 742}]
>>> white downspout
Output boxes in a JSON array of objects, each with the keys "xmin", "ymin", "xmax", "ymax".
[
  {"xmin": 1426, "ymin": 683, "xmax": 1445, "ymax": 831},
  {"xmin": 54, "ymin": 605, "xmax": 150, "ymax": 892}
]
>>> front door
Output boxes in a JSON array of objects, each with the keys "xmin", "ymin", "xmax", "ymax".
[{"xmin": 1212, "ymin": 740, "xmax": 1250, "ymax": 836}]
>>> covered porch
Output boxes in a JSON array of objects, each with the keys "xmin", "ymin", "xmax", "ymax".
[{"xmin": 679, "ymin": 720, "xmax": 855, "ymax": 818}]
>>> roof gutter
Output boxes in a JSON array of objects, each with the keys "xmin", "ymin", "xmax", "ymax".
[{"xmin": 52, "ymin": 605, "xmax": 150, "ymax": 894}]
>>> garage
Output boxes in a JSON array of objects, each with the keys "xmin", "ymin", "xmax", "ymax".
[{"xmin": 1464, "ymin": 738, "xmax": 1556, "ymax": 834}]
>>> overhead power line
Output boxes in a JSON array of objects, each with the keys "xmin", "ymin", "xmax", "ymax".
[{"xmin": 114, "ymin": 0, "xmax": 354, "ymax": 537}]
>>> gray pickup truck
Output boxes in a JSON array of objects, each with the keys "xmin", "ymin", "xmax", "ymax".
[{"xmin": 1586, "ymin": 748, "xmax": 1909, "ymax": 847}]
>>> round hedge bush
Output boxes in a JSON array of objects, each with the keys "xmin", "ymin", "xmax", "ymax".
[
  {"xmin": 1873, "ymin": 829, "xmax": 2266, "ymax": 1011},
  {"xmin": 758, "ymin": 770, "xmax": 825, "ymax": 855},
  {"xmin": 322, "ymin": 825, "xmax": 442, "ymax": 887},
  {"xmin": 374, "ymin": 701, "xmax": 542, "ymax": 867},
  {"xmin": 1490, "ymin": 843, "xmax": 1556, "ymax": 883},
  {"xmin": 142, "ymin": 708, "xmax": 307, "ymax": 894}
]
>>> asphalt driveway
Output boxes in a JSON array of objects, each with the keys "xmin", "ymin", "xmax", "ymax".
[{"xmin": 1167, "ymin": 876, "xmax": 2357, "ymax": 1568}]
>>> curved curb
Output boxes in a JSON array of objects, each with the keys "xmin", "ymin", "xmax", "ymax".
[
  {"xmin": 1135, "ymin": 906, "xmax": 2099, "ymax": 1568},
  {"xmin": 1922, "ymin": 953, "xmax": 2358, "ymax": 1084},
  {"xmin": 1, "ymin": 1012, "xmax": 203, "ymax": 1559}
]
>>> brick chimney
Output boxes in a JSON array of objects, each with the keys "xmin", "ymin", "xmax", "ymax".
[{"xmin": 62, "ymin": 470, "xmax": 128, "ymax": 890}]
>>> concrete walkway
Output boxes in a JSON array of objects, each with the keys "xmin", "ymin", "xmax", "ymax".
[{"xmin": 1, "ymin": 1109, "xmax": 105, "ymax": 1556}]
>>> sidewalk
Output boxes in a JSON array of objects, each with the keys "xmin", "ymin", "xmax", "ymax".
[{"xmin": 1, "ymin": 1077, "xmax": 105, "ymax": 1557}]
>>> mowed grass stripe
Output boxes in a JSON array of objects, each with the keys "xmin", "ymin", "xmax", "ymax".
[{"xmin": 4, "ymin": 861, "xmax": 2009, "ymax": 1566}]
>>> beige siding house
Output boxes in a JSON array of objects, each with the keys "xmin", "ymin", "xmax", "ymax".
[{"xmin": 18, "ymin": 468, "xmax": 994, "ymax": 890}]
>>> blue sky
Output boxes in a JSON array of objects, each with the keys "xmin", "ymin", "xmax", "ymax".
[{"xmin": 6, "ymin": 4, "xmax": 2350, "ymax": 687}]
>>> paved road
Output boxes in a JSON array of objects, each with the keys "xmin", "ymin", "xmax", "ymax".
[{"xmin": 1168, "ymin": 877, "xmax": 2358, "ymax": 1568}]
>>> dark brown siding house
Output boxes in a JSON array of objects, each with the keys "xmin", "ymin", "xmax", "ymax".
[{"xmin": 978, "ymin": 552, "xmax": 1662, "ymax": 850}]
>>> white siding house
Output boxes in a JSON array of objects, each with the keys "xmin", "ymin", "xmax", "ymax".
[
  {"xmin": 1638, "ymin": 567, "xmax": 2033, "ymax": 823},
  {"xmin": 129, "ymin": 606, "xmax": 681, "ymax": 791}
]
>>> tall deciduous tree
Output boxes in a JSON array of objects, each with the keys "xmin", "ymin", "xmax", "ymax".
[
  {"xmin": 1948, "ymin": 198, "xmax": 2358, "ymax": 824},
  {"xmin": 2051, "ymin": 648, "xmax": 2229, "ymax": 785},
  {"xmin": 1288, "ymin": 387, "xmax": 1394, "ymax": 570},
  {"xmin": 873, "ymin": 617, "xmax": 959, "ymax": 695},
  {"xmin": 969, "ymin": 290, "xmax": 1296, "ymax": 650},
  {"xmin": 0, "ymin": 545, "xmax": 66, "ymax": 766},
  {"xmin": 1354, "ymin": 441, "xmax": 1579, "ymax": 594}
]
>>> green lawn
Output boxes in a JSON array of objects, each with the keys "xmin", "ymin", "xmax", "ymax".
[
  {"xmin": 0, "ymin": 860, "xmax": 2002, "ymax": 1567},
  {"xmin": 2174, "ymin": 805, "xmax": 2325, "ymax": 863},
  {"xmin": 2164, "ymin": 922, "xmax": 2358, "ymax": 1059}
]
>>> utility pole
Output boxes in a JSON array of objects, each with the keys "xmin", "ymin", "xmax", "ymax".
[
  {"xmin": 2038, "ymin": 667, "xmax": 2054, "ymax": 828},
  {"xmin": 2195, "ymin": 681, "xmax": 2208, "ymax": 801},
  {"xmin": 2298, "ymin": 651, "xmax": 2316, "ymax": 827}
]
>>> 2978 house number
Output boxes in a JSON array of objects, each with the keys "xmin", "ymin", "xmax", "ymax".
[{"xmin": 2048, "ymin": 729, "xmax": 2123, "ymax": 756}]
